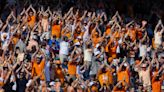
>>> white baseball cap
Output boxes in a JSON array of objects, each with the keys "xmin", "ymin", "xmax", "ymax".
[{"xmin": 49, "ymin": 81, "xmax": 55, "ymax": 86}]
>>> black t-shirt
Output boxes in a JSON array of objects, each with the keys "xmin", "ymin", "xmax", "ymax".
[
  {"xmin": 119, "ymin": 47, "xmax": 127, "ymax": 58},
  {"xmin": 16, "ymin": 77, "xmax": 28, "ymax": 92},
  {"xmin": 3, "ymin": 81, "xmax": 14, "ymax": 92}
]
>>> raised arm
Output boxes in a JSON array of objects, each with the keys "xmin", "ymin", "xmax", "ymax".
[
  {"xmin": 20, "ymin": 8, "xmax": 26, "ymax": 15},
  {"xmin": 70, "ymin": 47, "xmax": 77, "ymax": 60},
  {"xmin": 80, "ymin": 11, "xmax": 88, "ymax": 21},
  {"xmin": 16, "ymin": 63, "xmax": 23, "ymax": 74},
  {"xmin": 146, "ymin": 56, "xmax": 152, "ymax": 69},
  {"xmin": 32, "ymin": 48, "xmax": 39, "ymax": 59},
  {"xmin": 26, "ymin": 5, "xmax": 36, "ymax": 16},
  {"xmin": 101, "ymin": 12, "xmax": 107, "ymax": 22},
  {"xmin": 96, "ymin": 46, "xmax": 104, "ymax": 59},
  {"xmin": 141, "ymin": 31, "xmax": 147, "ymax": 42},
  {"xmin": 126, "ymin": 20, "xmax": 134, "ymax": 29},
  {"xmin": 31, "ymin": 22, "xmax": 39, "ymax": 31},
  {"xmin": 0, "ymin": 18, "xmax": 3, "ymax": 28},
  {"xmin": 30, "ymin": 5, "xmax": 36, "ymax": 16},
  {"xmin": 111, "ymin": 12, "xmax": 117, "ymax": 20},
  {"xmin": 96, "ymin": 64, "xmax": 105, "ymax": 79},
  {"xmin": 25, "ymin": 5, "xmax": 31, "ymax": 14},
  {"xmin": 25, "ymin": 27, "xmax": 31, "ymax": 44},
  {"xmin": 96, "ymin": 25, "xmax": 102, "ymax": 37},
  {"xmin": 116, "ymin": 22, "xmax": 121, "ymax": 32},
  {"xmin": 45, "ymin": 7, "xmax": 52, "ymax": 16},
  {"xmin": 3, "ymin": 70, "xmax": 12, "ymax": 84},
  {"xmin": 154, "ymin": 20, "xmax": 162, "ymax": 33},
  {"xmin": 10, "ymin": 11, "xmax": 16, "ymax": 22},
  {"xmin": 160, "ymin": 22, "xmax": 164, "ymax": 34},
  {"xmin": 118, "ymin": 57, "xmax": 127, "ymax": 72},
  {"xmin": 91, "ymin": 12, "xmax": 96, "ymax": 20},
  {"xmin": 90, "ymin": 24, "xmax": 97, "ymax": 40},
  {"xmin": 28, "ymin": 70, "xmax": 44, "ymax": 88},
  {"xmin": 113, "ymin": 81, "xmax": 123, "ymax": 91},
  {"xmin": 11, "ymin": 23, "xmax": 20, "ymax": 35},
  {"xmin": 136, "ymin": 56, "xmax": 145, "ymax": 68},
  {"xmin": 1, "ymin": 21, "xmax": 9, "ymax": 32},
  {"xmin": 116, "ymin": 11, "xmax": 122, "ymax": 22},
  {"xmin": 154, "ymin": 56, "xmax": 159, "ymax": 70},
  {"xmin": 152, "ymin": 66, "xmax": 163, "ymax": 82},
  {"xmin": 65, "ymin": 13, "xmax": 73, "ymax": 22},
  {"xmin": 63, "ymin": 7, "xmax": 73, "ymax": 19},
  {"xmin": 4, "ymin": 60, "xmax": 20, "ymax": 84},
  {"xmin": 23, "ymin": 65, "xmax": 31, "ymax": 76}
]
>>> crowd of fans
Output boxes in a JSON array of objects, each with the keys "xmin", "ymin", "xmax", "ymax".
[{"xmin": 0, "ymin": 2, "xmax": 163, "ymax": 92}]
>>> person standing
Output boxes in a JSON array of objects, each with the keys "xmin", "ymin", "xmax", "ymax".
[{"xmin": 59, "ymin": 36, "xmax": 69, "ymax": 63}]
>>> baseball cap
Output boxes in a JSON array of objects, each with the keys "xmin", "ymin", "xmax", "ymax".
[{"xmin": 49, "ymin": 81, "xmax": 55, "ymax": 86}]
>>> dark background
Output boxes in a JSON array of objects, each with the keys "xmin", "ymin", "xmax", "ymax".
[{"xmin": 0, "ymin": 0, "xmax": 163, "ymax": 28}]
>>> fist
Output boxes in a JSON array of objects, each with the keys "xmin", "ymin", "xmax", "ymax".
[{"xmin": 142, "ymin": 20, "xmax": 147, "ymax": 26}]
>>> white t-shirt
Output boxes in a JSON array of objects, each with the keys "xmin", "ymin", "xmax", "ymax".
[
  {"xmin": 139, "ymin": 43, "xmax": 147, "ymax": 57},
  {"xmin": 2, "ymin": 40, "xmax": 8, "ymax": 50},
  {"xmin": 116, "ymin": 45, "xmax": 120, "ymax": 53},
  {"xmin": 59, "ymin": 41, "xmax": 69, "ymax": 55},
  {"xmin": 41, "ymin": 18, "xmax": 49, "ymax": 32},
  {"xmin": 83, "ymin": 25, "xmax": 90, "ymax": 42},
  {"xmin": 154, "ymin": 32, "xmax": 162, "ymax": 45},
  {"xmin": 84, "ymin": 49, "xmax": 92, "ymax": 61},
  {"xmin": 138, "ymin": 68, "xmax": 151, "ymax": 87},
  {"xmin": 76, "ymin": 65, "xmax": 81, "ymax": 75}
]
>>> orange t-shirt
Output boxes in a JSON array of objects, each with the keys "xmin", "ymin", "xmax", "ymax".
[
  {"xmin": 12, "ymin": 37, "xmax": 19, "ymax": 45},
  {"xmin": 105, "ymin": 39, "xmax": 112, "ymax": 53},
  {"xmin": 98, "ymin": 72, "xmax": 109, "ymax": 86},
  {"xmin": 98, "ymin": 69, "xmax": 113, "ymax": 86},
  {"xmin": 114, "ymin": 31, "xmax": 120, "ymax": 38},
  {"xmin": 152, "ymin": 72, "xmax": 162, "ymax": 92},
  {"xmin": 152, "ymin": 38, "xmax": 156, "ymax": 49},
  {"xmin": 113, "ymin": 88, "xmax": 126, "ymax": 92},
  {"xmin": 62, "ymin": 30, "xmax": 71, "ymax": 39},
  {"xmin": 92, "ymin": 37, "xmax": 102, "ymax": 47},
  {"xmin": 88, "ymin": 86, "xmax": 98, "ymax": 92},
  {"xmin": 32, "ymin": 59, "xmax": 45, "ymax": 80},
  {"xmin": 129, "ymin": 29, "xmax": 136, "ymax": 41},
  {"xmin": 152, "ymin": 80, "xmax": 161, "ymax": 92},
  {"xmin": 117, "ymin": 70, "xmax": 130, "ymax": 85},
  {"xmin": 51, "ymin": 25, "xmax": 61, "ymax": 38},
  {"xmin": 107, "ymin": 69, "xmax": 113, "ymax": 85},
  {"xmin": 105, "ymin": 27, "xmax": 111, "ymax": 36},
  {"xmin": 28, "ymin": 16, "xmax": 36, "ymax": 28},
  {"xmin": 110, "ymin": 44, "xmax": 118, "ymax": 59},
  {"xmin": 68, "ymin": 62, "xmax": 77, "ymax": 76},
  {"xmin": 55, "ymin": 67, "xmax": 64, "ymax": 84},
  {"xmin": 137, "ymin": 30, "xmax": 143, "ymax": 39},
  {"xmin": 74, "ymin": 32, "xmax": 84, "ymax": 39}
]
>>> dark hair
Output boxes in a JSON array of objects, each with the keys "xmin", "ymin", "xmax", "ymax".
[
  {"xmin": 155, "ymin": 75, "xmax": 160, "ymax": 81},
  {"xmin": 86, "ymin": 44, "xmax": 91, "ymax": 49},
  {"xmin": 0, "ymin": 49, "xmax": 3, "ymax": 56},
  {"xmin": 121, "ymin": 65, "xmax": 126, "ymax": 71},
  {"xmin": 31, "ymin": 46, "xmax": 36, "ymax": 53},
  {"xmin": 102, "ymin": 67, "xmax": 106, "ymax": 73},
  {"xmin": 3, "ymin": 67, "xmax": 8, "ymax": 70},
  {"xmin": 63, "ymin": 36, "xmax": 68, "ymax": 41},
  {"xmin": 16, "ymin": 47, "xmax": 20, "ymax": 50},
  {"xmin": 53, "ymin": 35, "xmax": 56, "ymax": 39},
  {"xmin": 68, "ymin": 78, "xmax": 73, "ymax": 86}
]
